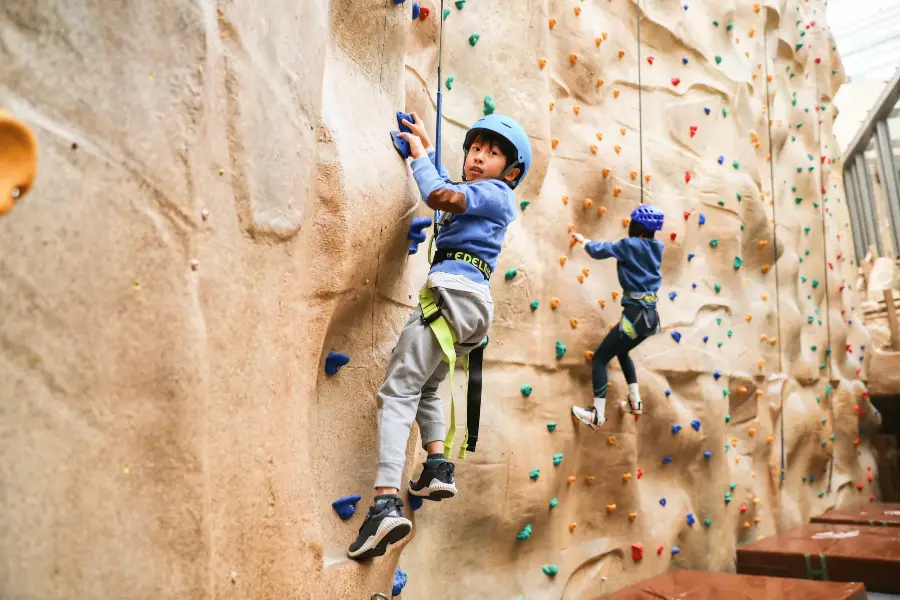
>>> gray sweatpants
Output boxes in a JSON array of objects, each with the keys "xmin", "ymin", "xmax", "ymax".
[{"xmin": 375, "ymin": 285, "xmax": 493, "ymax": 489}]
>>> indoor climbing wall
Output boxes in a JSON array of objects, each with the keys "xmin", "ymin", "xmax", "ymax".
[{"xmin": 0, "ymin": 1, "xmax": 882, "ymax": 600}]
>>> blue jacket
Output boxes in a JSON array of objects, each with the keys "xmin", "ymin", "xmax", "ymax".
[
  {"xmin": 584, "ymin": 237, "xmax": 664, "ymax": 306},
  {"xmin": 410, "ymin": 149, "xmax": 516, "ymax": 285}
]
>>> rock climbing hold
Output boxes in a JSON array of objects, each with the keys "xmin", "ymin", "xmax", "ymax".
[
  {"xmin": 687, "ymin": 513, "xmax": 696, "ymax": 526},
  {"xmin": 669, "ymin": 291, "xmax": 678, "ymax": 301},
  {"xmin": 332, "ymin": 494, "xmax": 362, "ymax": 520},
  {"xmin": 688, "ymin": 253, "xmax": 695, "ymax": 261},
  {"xmin": 671, "ymin": 332, "xmax": 682, "ymax": 343},
  {"xmin": 632, "ymin": 543, "xmax": 644, "ymax": 561},
  {"xmin": 519, "ymin": 200, "xmax": 530, "ymax": 211},
  {"xmin": 691, "ymin": 419, "xmax": 701, "ymax": 431},
  {"xmin": 698, "ymin": 213, "xmax": 706, "ymax": 225},
  {"xmin": 530, "ymin": 300, "xmax": 539, "ymax": 312},
  {"xmin": 672, "ymin": 77, "xmax": 681, "ymax": 86},
  {"xmin": 734, "ymin": 256, "xmax": 743, "ymax": 269},
  {"xmin": 483, "ymin": 96, "xmax": 496, "ymax": 116},
  {"xmin": 393, "ymin": 568, "xmax": 408, "ymax": 596},
  {"xmin": 542, "ymin": 564, "xmax": 559, "ymax": 577},
  {"xmin": 505, "ymin": 268, "xmax": 518, "ymax": 280},
  {"xmin": 665, "ymin": 389, "xmax": 672, "ymax": 397},
  {"xmin": 660, "ymin": 497, "xmax": 667, "ymax": 507},
  {"xmin": 637, "ymin": 468, "xmax": 643, "ymax": 479},
  {"xmin": 411, "ymin": 2, "xmax": 420, "ymax": 19},
  {"xmin": 607, "ymin": 503, "xmax": 617, "ymax": 512},
  {"xmin": 550, "ymin": 497, "xmax": 558, "ymax": 509},
  {"xmin": 585, "ymin": 475, "xmax": 596, "ymax": 484},
  {"xmin": 520, "ymin": 385, "xmax": 533, "ymax": 397},
  {"xmin": 529, "ymin": 469, "xmax": 540, "ymax": 481},
  {"xmin": 546, "ymin": 422, "xmax": 557, "ymax": 433},
  {"xmin": 647, "ymin": 56, "xmax": 655, "ymax": 65},
  {"xmin": 629, "ymin": 512, "xmax": 638, "ymax": 521},
  {"xmin": 469, "ymin": 33, "xmax": 480, "ymax": 46},
  {"xmin": 662, "ymin": 456, "xmax": 673, "ymax": 465},
  {"xmin": 714, "ymin": 370, "xmax": 722, "ymax": 380},
  {"xmin": 703, "ymin": 336, "xmax": 709, "ymax": 343},
  {"xmin": 725, "ymin": 414, "xmax": 732, "ymax": 423},
  {"xmin": 555, "ymin": 340, "xmax": 567, "ymax": 359},
  {"xmin": 550, "ymin": 297, "xmax": 560, "ymax": 309},
  {"xmin": 418, "ymin": 5, "xmax": 430, "ymax": 19},
  {"xmin": 455, "ymin": 0, "xmax": 465, "ymax": 8},
  {"xmin": 672, "ymin": 424, "xmax": 683, "ymax": 435},
  {"xmin": 325, "ymin": 352, "xmax": 350, "ymax": 375},
  {"xmin": 683, "ymin": 57, "xmax": 689, "ymax": 64},
  {"xmin": 408, "ymin": 216, "xmax": 433, "ymax": 254},
  {"xmin": 618, "ymin": 49, "xmax": 626, "ymax": 59},
  {"xmin": 714, "ymin": 283, "xmax": 722, "ymax": 293},
  {"xmin": 538, "ymin": 58, "xmax": 547, "ymax": 69},
  {"xmin": 553, "ymin": 453, "xmax": 564, "ymax": 466},
  {"xmin": 717, "ymin": 156, "xmax": 725, "ymax": 165},
  {"xmin": 607, "ymin": 435, "xmax": 616, "ymax": 445},
  {"xmin": 685, "ymin": 171, "xmax": 691, "ymax": 183},
  {"xmin": 704, "ymin": 450, "xmax": 712, "ymax": 459},
  {"xmin": 574, "ymin": 6, "xmax": 581, "ymax": 16}
]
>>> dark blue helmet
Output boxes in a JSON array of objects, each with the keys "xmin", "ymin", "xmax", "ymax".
[{"xmin": 630, "ymin": 205, "xmax": 665, "ymax": 231}]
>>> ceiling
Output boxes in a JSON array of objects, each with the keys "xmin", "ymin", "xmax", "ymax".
[{"xmin": 826, "ymin": 0, "xmax": 900, "ymax": 82}]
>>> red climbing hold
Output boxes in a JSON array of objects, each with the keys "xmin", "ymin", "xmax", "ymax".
[
  {"xmin": 815, "ymin": 57, "xmax": 821, "ymax": 64},
  {"xmin": 671, "ymin": 77, "xmax": 681, "ymax": 86},
  {"xmin": 419, "ymin": 5, "xmax": 430, "ymax": 19},
  {"xmin": 632, "ymin": 543, "xmax": 644, "ymax": 561},
  {"xmin": 684, "ymin": 171, "xmax": 692, "ymax": 183},
  {"xmin": 656, "ymin": 545, "xmax": 664, "ymax": 555},
  {"xmin": 854, "ymin": 437, "xmax": 861, "ymax": 446},
  {"xmin": 861, "ymin": 389, "xmax": 870, "ymax": 399},
  {"xmin": 854, "ymin": 404, "xmax": 864, "ymax": 415},
  {"xmin": 857, "ymin": 482, "xmax": 864, "ymax": 490},
  {"xmin": 670, "ymin": 232, "xmax": 677, "ymax": 241},
  {"xmin": 683, "ymin": 211, "xmax": 690, "ymax": 220},
  {"xmin": 647, "ymin": 56, "xmax": 655, "ymax": 65},
  {"xmin": 689, "ymin": 126, "xmax": 697, "ymax": 137},
  {"xmin": 637, "ymin": 467, "xmax": 643, "ymax": 479}
]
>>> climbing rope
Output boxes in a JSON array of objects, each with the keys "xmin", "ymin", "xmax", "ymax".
[
  {"xmin": 432, "ymin": 0, "xmax": 446, "ymax": 238},
  {"xmin": 762, "ymin": 29, "xmax": 786, "ymax": 484},
  {"xmin": 635, "ymin": 0, "xmax": 644, "ymax": 205}
]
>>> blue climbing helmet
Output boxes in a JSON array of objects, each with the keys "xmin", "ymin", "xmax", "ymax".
[
  {"xmin": 462, "ymin": 114, "xmax": 532, "ymax": 189},
  {"xmin": 630, "ymin": 204, "xmax": 665, "ymax": 231}
]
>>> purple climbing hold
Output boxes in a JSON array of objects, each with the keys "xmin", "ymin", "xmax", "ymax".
[
  {"xmin": 663, "ymin": 456, "xmax": 674, "ymax": 465},
  {"xmin": 692, "ymin": 282, "xmax": 697, "ymax": 289},
  {"xmin": 332, "ymin": 494, "xmax": 362, "ymax": 520},
  {"xmin": 713, "ymin": 369, "xmax": 722, "ymax": 380},
  {"xmin": 671, "ymin": 331, "xmax": 682, "ymax": 343},
  {"xmin": 683, "ymin": 4, "xmax": 689, "ymax": 10},
  {"xmin": 408, "ymin": 216, "xmax": 433, "ymax": 254},
  {"xmin": 686, "ymin": 513, "xmax": 696, "ymax": 526},
  {"xmin": 411, "ymin": 1, "xmax": 421, "ymax": 19},
  {"xmin": 698, "ymin": 213, "xmax": 706, "ymax": 225},
  {"xmin": 669, "ymin": 291, "xmax": 678, "ymax": 301},
  {"xmin": 691, "ymin": 419, "xmax": 701, "ymax": 431},
  {"xmin": 325, "ymin": 352, "xmax": 350, "ymax": 375}
]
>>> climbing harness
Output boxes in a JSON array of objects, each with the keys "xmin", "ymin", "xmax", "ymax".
[
  {"xmin": 762, "ymin": 29, "xmax": 787, "ymax": 485},
  {"xmin": 432, "ymin": 247, "xmax": 493, "ymax": 280}
]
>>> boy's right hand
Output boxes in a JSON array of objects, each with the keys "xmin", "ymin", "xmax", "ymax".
[
  {"xmin": 402, "ymin": 112, "xmax": 433, "ymax": 151},
  {"xmin": 571, "ymin": 232, "xmax": 586, "ymax": 246}
]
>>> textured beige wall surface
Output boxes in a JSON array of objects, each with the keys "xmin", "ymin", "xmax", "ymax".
[{"xmin": 0, "ymin": 0, "xmax": 885, "ymax": 599}]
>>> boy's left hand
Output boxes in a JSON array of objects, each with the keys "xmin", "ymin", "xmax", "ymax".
[
  {"xmin": 402, "ymin": 112, "xmax": 433, "ymax": 150},
  {"xmin": 397, "ymin": 132, "xmax": 426, "ymax": 159}
]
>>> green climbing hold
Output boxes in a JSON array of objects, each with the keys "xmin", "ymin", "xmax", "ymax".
[
  {"xmin": 516, "ymin": 524, "xmax": 533, "ymax": 540},
  {"xmin": 542, "ymin": 564, "xmax": 559, "ymax": 577},
  {"xmin": 529, "ymin": 469, "xmax": 540, "ymax": 481},
  {"xmin": 530, "ymin": 300, "xmax": 539, "ymax": 311},
  {"xmin": 455, "ymin": 0, "xmax": 465, "ymax": 9},
  {"xmin": 801, "ymin": 276, "xmax": 807, "ymax": 283},
  {"xmin": 812, "ymin": 279, "xmax": 819, "ymax": 288},
  {"xmin": 725, "ymin": 414, "xmax": 732, "ymax": 423},
  {"xmin": 549, "ymin": 497, "xmax": 558, "ymax": 509},
  {"xmin": 727, "ymin": 330, "xmax": 733, "ymax": 338},
  {"xmin": 805, "ymin": 248, "xmax": 811, "ymax": 256},
  {"xmin": 716, "ymin": 318, "xmax": 722, "ymax": 325},
  {"xmin": 716, "ymin": 56, "xmax": 723, "ymax": 65},
  {"xmin": 797, "ymin": 167, "xmax": 803, "ymax": 173},
  {"xmin": 792, "ymin": 185, "xmax": 797, "ymax": 192},
  {"xmin": 807, "ymin": 316, "xmax": 814, "ymax": 324},
  {"xmin": 818, "ymin": 491, "xmax": 825, "ymax": 498},
  {"xmin": 729, "ymin": 482, "xmax": 737, "ymax": 490},
  {"xmin": 446, "ymin": 75, "xmax": 454, "ymax": 90},
  {"xmin": 704, "ymin": 518, "xmax": 712, "ymax": 527},
  {"xmin": 825, "ymin": 384, "xmax": 832, "ymax": 399},
  {"xmin": 521, "ymin": 385, "xmax": 533, "ymax": 397},
  {"xmin": 725, "ymin": 444, "xmax": 730, "ymax": 452},
  {"xmin": 505, "ymin": 268, "xmax": 518, "ymax": 281},
  {"xmin": 469, "ymin": 33, "xmax": 480, "ymax": 46},
  {"xmin": 830, "ymin": 434, "xmax": 835, "ymax": 441},
  {"xmin": 804, "ymin": 226, "xmax": 811, "ymax": 234},
  {"xmin": 809, "ymin": 475, "xmax": 815, "ymax": 483},
  {"xmin": 710, "ymin": 238, "xmax": 719, "ymax": 248},
  {"xmin": 483, "ymin": 96, "xmax": 496, "ymax": 115},
  {"xmin": 555, "ymin": 340, "xmax": 567, "ymax": 359},
  {"xmin": 717, "ymin": 341, "xmax": 723, "ymax": 348},
  {"xmin": 727, "ymin": 23, "xmax": 733, "ymax": 31},
  {"xmin": 821, "ymin": 439, "xmax": 828, "ymax": 447},
  {"xmin": 795, "ymin": 197, "xmax": 803, "ymax": 204},
  {"xmin": 740, "ymin": 223, "xmax": 744, "ymax": 231},
  {"xmin": 733, "ymin": 256, "xmax": 742, "ymax": 269},
  {"xmin": 736, "ymin": 193, "xmax": 742, "ymax": 201},
  {"xmin": 796, "ymin": 43, "xmax": 804, "ymax": 51},
  {"xmin": 520, "ymin": 200, "xmax": 531, "ymax": 211},
  {"xmin": 714, "ymin": 283, "xmax": 722, "ymax": 293},
  {"xmin": 713, "ymin": 19, "xmax": 719, "ymax": 26},
  {"xmin": 722, "ymin": 107, "xmax": 728, "ymax": 117},
  {"xmin": 722, "ymin": 388, "xmax": 730, "ymax": 397},
  {"xmin": 811, "ymin": 345, "xmax": 817, "ymax": 351},
  {"xmin": 553, "ymin": 453, "xmax": 564, "ymax": 466},
  {"xmin": 547, "ymin": 422, "xmax": 557, "ymax": 432},
  {"xmin": 717, "ymin": 200, "xmax": 725, "ymax": 206},
  {"xmin": 732, "ymin": 160, "xmax": 739, "ymax": 169},
  {"xmin": 443, "ymin": 7, "xmax": 451, "ymax": 19},
  {"xmin": 792, "ymin": 99, "xmax": 798, "ymax": 106},
  {"xmin": 813, "ymin": 201, "xmax": 819, "ymax": 208}
]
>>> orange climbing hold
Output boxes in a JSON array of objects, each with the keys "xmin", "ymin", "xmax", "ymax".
[
  {"xmin": 585, "ymin": 475, "xmax": 596, "ymax": 484},
  {"xmin": 607, "ymin": 435, "xmax": 616, "ymax": 445},
  {"xmin": 745, "ymin": 314, "xmax": 753, "ymax": 322},
  {"xmin": 583, "ymin": 198, "xmax": 593, "ymax": 209},
  {"xmin": 562, "ymin": 195, "xmax": 569, "ymax": 205},
  {"xmin": 551, "ymin": 297, "xmax": 561, "ymax": 309},
  {"xmin": 630, "ymin": 170, "xmax": 638, "ymax": 180},
  {"xmin": 0, "ymin": 110, "xmax": 38, "ymax": 215},
  {"xmin": 549, "ymin": 17, "xmax": 557, "ymax": 29},
  {"xmin": 549, "ymin": 102, "xmax": 555, "ymax": 111},
  {"xmin": 602, "ymin": 168, "xmax": 611, "ymax": 178},
  {"xmin": 574, "ymin": 6, "xmax": 581, "ymax": 16},
  {"xmin": 622, "ymin": 473, "xmax": 632, "ymax": 482},
  {"xmin": 613, "ymin": 187, "xmax": 622, "ymax": 197},
  {"xmin": 598, "ymin": 206, "xmax": 607, "ymax": 216},
  {"xmin": 570, "ymin": 318, "xmax": 579, "ymax": 329},
  {"xmin": 568, "ymin": 522, "xmax": 577, "ymax": 532},
  {"xmin": 760, "ymin": 335, "xmax": 767, "ymax": 342},
  {"xmin": 552, "ymin": 139, "xmax": 560, "ymax": 149},
  {"xmin": 584, "ymin": 350, "xmax": 595, "ymax": 360},
  {"xmin": 757, "ymin": 358, "xmax": 765, "ymax": 370},
  {"xmin": 607, "ymin": 504, "xmax": 617, "ymax": 512},
  {"xmin": 582, "ymin": 267, "xmax": 591, "ymax": 277},
  {"xmin": 645, "ymin": 174, "xmax": 651, "ymax": 182},
  {"xmin": 749, "ymin": 27, "xmax": 756, "ymax": 37},
  {"xmin": 749, "ymin": 428, "xmax": 757, "ymax": 437},
  {"xmin": 595, "ymin": 37, "xmax": 603, "ymax": 47},
  {"xmin": 611, "ymin": 291, "xmax": 619, "ymax": 300},
  {"xmin": 613, "ymin": 89, "xmax": 620, "ymax": 99},
  {"xmin": 569, "ymin": 54, "xmax": 579, "ymax": 65},
  {"xmin": 560, "ymin": 256, "xmax": 568, "ymax": 266},
  {"xmin": 738, "ymin": 386, "xmax": 748, "ymax": 394},
  {"xmin": 567, "ymin": 224, "xmax": 576, "ymax": 233},
  {"xmin": 629, "ymin": 512, "xmax": 638, "ymax": 521},
  {"xmin": 759, "ymin": 240, "xmax": 768, "ymax": 247},
  {"xmin": 618, "ymin": 49, "xmax": 625, "ymax": 59},
  {"xmin": 621, "ymin": 218, "xmax": 629, "ymax": 228},
  {"xmin": 538, "ymin": 58, "xmax": 547, "ymax": 69},
  {"xmin": 573, "ymin": 105, "xmax": 581, "ymax": 116},
  {"xmin": 596, "ymin": 132, "xmax": 604, "ymax": 141},
  {"xmin": 769, "ymin": 338, "xmax": 777, "ymax": 345},
  {"xmin": 614, "ymin": 145, "xmax": 622, "ymax": 154},
  {"xmin": 590, "ymin": 144, "xmax": 598, "ymax": 154},
  {"xmin": 761, "ymin": 264, "xmax": 771, "ymax": 273},
  {"xmin": 620, "ymin": 128, "xmax": 627, "ymax": 136},
  {"xmin": 597, "ymin": 78, "xmax": 605, "ymax": 88},
  {"xmin": 767, "ymin": 436, "xmax": 773, "ymax": 444},
  {"xmin": 760, "ymin": 293, "xmax": 768, "ymax": 301},
  {"xmin": 597, "ymin": 299, "xmax": 606, "ymax": 309},
  {"xmin": 753, "ymin": 3, "xmax": 761, "ymax": 11},
  {"xmin": 577, "ymin": 275, "xmax": 585, "ymax": 284}
]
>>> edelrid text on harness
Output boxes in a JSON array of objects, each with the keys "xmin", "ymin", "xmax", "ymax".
[{"xmin": 419, "ymin": 287, "xmax": 488, "ymax": 459}]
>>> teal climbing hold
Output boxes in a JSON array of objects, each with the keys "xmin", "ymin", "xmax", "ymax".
[
  {"xmin": 729, "ymin": 482, "xmax": 737, "ymax": 490},
  {"xmin": 716, "ymin": 56, "xmax": 723, "ymax": 65},
  {"xmin": 516, "ymin": 524, "xmax": 533, "ymax": 540},
  {"xmin": 505, "ymin": 268, "xmax": 518, "ymax": 280},
  {"xmin": 796, "ymin": 43, "xmax": 804, "ymax": 51},
  {"xmin": 717, "ymin": 341, "xmax": 723, "ymax": 348},
  {"xmin": 722, "ymin": 107, "xmax": 728, "ymax": 117},
  {"xmin": 801, "ymin": 276, "xmax": 807, "ymax": 283},
  {"xmin": 553, "ymin": 453, "xmax": 564, "ymax": 466},
  {"xmin": 733, "ymin": 256, "xmax": 742, "ymax": 269},
  {"xmin": 804, "ymin": 226, "xmax": 811, "ymax": 234},
  {"xmin": 722, "ymin": 388, "xmax": 730, "ymax": 397},
  {"xmin": 549, "ymin": 497, "xmax": 558, "ymax": 509},
  {"xmin": 726, "ymin": 23, "xmax": 733, "ymax": 31},
  {"xmin": 713, "ymin": 19, "xmax": 719, "ymax": 26},
  {"xmin": 483, "ymin": 96, "xmax": 496, "ymax": 115},
  {"xmin": 455, "ymin": 0, "xmax": 465, "ymax": 8},
  {"xmin": 520, "ymin": 200, "xmax": 531, "ymax": 211},
  {"xmin": 725, "ymin": 444, "xmax": 730, "ymax": 452},
  {"xmin": 716, "ymin": 318, "xmax": 722, "ymax": 325},
  {"xmin": 542, "ymin": 564, "xmax": 559, "ymax": 577},
  {"xmin": 812, "ymin": 279, "xmax": 819, "ymax": 288},
  {"xmin": 530, "ymin": 468, "xmax": 540, "ymax": 481},
  {"xmin": 530, "ymin": 300, "xmax": 539, "ymax": 311},
  {"xmin": 443, "ymin": 7, "xmax": 450, "ymax": 19},
  {"xmin": 727, "ymin": 330, "xmax": 732, "ymax": 338},
  {"xmin": 725, "ymin": 414, "xmax": 732, "ymax": 423},
  {"xmin": 521, "ymin": 385, "xmax": 533, "ymax": 397},
  {"xmin": 736, "ymin": 193, "xmax": 742, "ymax": 201},
  {"xmin": 808, "ymin": 316, "xmax": 814, "ymax": 324},
  {"xmin": 710, "ymin": 238, "xmax": 719, "ymax": 248},
  {"xmin": 469, "ymin": 33, "xmax": 480, "ymax": 46},
  {"xmin": 732, "ymin": 160, "xmax": 739, "ymax": 169},
  {"xmin": 556, "ymin": 340, "xmax": 567, "ymax": 359},
  {"xmin": 714, "ymin": 283, "xmax": 722, "ymax": 293},
  {"xmin": 717, "ymin": 200, "xmax": 725, "ymax": 206},
  {"xmin": 547, "ymin": 422, "xmax": 557, "ymax": 432},
  {"xmin": 446, "ymin": 75, "xmax": 454, "ymax": 89},
  {"xmin": 704, "ymin": 518, "xmax": 712, "ymax": 527}
]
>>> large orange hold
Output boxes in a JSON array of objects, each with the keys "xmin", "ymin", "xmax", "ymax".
[{"xmin": 0, "ymin": 110, "xmax": 38, "ymax": 215}]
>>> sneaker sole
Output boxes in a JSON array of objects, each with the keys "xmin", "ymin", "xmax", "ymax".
[
  {"xmin": 347, "ymin": 516, "xmax": 412, "ymax": 560},
  {"xmin": 408, "ymin": 478, "xmax": 457, "ymax": 501},
  {"xmin": 572, "ymin": 407, "xmax": 604, "ymax": 430}
]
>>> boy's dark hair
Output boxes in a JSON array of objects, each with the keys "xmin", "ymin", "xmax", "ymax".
[
  {"xmin": 469, "ymin": 130, "xmax": 517, "ymax": 172},
  {"xmin": 628, "ymin": 219, "xmax": 656, "ymax": 239}
]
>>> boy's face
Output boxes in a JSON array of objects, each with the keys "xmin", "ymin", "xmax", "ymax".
[{"xmin": 464, "ymin": 136, "xmax": 520, "ymax": 184}]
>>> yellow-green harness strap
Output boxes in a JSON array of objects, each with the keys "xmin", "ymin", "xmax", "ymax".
[{"xmin": 418, "ymin": 288, "xmax": 460, "ymax": 459}]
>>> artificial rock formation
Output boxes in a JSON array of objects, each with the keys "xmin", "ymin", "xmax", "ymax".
[{"xmin": 0, "ymin": 0, "xmax": 883, "ymax": 599}]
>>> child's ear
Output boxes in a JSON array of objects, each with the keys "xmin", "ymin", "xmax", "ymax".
[{"xmin": 504, "ymin": 167, "xmax": 521, "ymax": 182}]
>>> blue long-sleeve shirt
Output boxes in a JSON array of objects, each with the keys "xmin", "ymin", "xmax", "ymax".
[
  {"xmin": 584, "ymin": 237, "xmax": 664, "ymax": 306},
  {"xmin": 410, "ymin": 149, "xmax": 516, "ymax": 285}
]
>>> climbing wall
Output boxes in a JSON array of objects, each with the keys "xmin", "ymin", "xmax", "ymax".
[{"xmin": 0, "ymin": 0, "xmax": 883, "ymax": 599}]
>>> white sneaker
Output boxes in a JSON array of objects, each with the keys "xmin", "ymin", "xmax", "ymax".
[
  {"xmin": 620, "ymin": 396, "xmax": 643, "ymax": 420},
  {"xmin": 572, "ymin": 405, "xmax": 606, "ymax": 430}
]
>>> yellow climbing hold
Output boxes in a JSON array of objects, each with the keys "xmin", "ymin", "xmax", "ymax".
[
  {"xmin": 761, "ymin": 293, "xmax": 768, "ymax": 301},
  {"xmin": 596, "ymin": 132, "xmax": 604, "ymax": 141},
  {"xmin": 769, "ymin": 338, "xmax": 777, "ymax": 345},
  {"xmin": 767, "ymin": 436, "xmax": 773, "ymax": 444},
  {"xmin": 745, "ymin": 313, "xmax": 753, "ymax": 322}
]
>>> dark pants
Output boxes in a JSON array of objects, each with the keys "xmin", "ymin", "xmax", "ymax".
[{"xmin": 592, "ymin": 302, "xmax": 659, "ymax": 398}]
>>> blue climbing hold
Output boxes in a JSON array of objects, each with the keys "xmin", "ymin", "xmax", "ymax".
[
  {"xmin": 394, "ymin": 0, "xmax": 406, "ymax": 4},
  {"xmin": 332, "ymin": 494, "xmax": 362, "ymax": 520},
  {"xmin": 713, "ymin": 369, "xmax": 721, "ymax": 380},
  {"xmin": 691, "ymin": 419, "xmax": 701, "ymax": 431},
  {"xmin": 393, "ymin": 568, "xmax": 408, "ymax": 596},
  {"xmin": 688, "ymin": 253, "xmax": 695, "ymax": 262},
  {"xmin": 660, "ymin": 497, "xmax": 667, "ymax": 506},
  {"xmin": 682, "ymin": 56, "xmax": 689, "ymax": 64},
  {"xmin": 702, "ymin": 335, "xmax": 709, "ymax": 343},
  {"xmin": 671, "ymin": 331, "xmax": 682, "ymax": 343},
  {"xmin": 704, "ymin": 107, "xmax": 711, "ymax": 115},
  {"xmin": 672, "ymin": 546, "xmax": 681, "ymax": 555},
  {"xmin": 672, "ymin": 424, "xmax": 683, "ymax": 435},
  {"xmin": 408, "ymin": 216, "xmax": 433, "ymax": 254},
  {"xmin": 703, "ymin": 450, "xmax": 712, "ymax": 459},
  {"xmin": 669, "ymin": 291, "xmax": 678, "ymax": 301},
  {"xmin": 662, "ymin": 455, "xmax": 673, "ymax": 465},
  {"xmin": 698, "ymin": 213, "xmax": 706, "ymax": 225},
  {"xmin": 391, "ymin": 111, "xmax": 415, "ymax": 158},
  {"xmin": 692, "ymin": 282, "xmax": 697, "ymax": 289},
  {"xmin": 686, "ymin": 513, "xmax": 696, "ymax": 526},
  {"xmin": 325, "ymin": 352, "xmax": 350, "ymax": 375},
  {"xmin": 409, "ymin": 493, "xmax": 424, "ymax": 511},
  {"xmin": 411, "ymin": 2, "xmax": 420, "ymax": 19},
  {"xmin": 861, "ymin": 344, "xmax": 866, "ymax": 350},
  {"xmin": 665, "ymin": 389, "xmax": 672, "ymax": 397},
  {"xmin": 717, "ymin": 156, "xmax": 725, "ymax": 165}
]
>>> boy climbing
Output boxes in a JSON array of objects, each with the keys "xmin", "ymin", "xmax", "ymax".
[
  {"xmin": 348, "ymin": 112, "xmax": 532, "ymax": 560},
  {"xmin": 570, "ymin": 205, "xmax": 665, "ymax": 429}
]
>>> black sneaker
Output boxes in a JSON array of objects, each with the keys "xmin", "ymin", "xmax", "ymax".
[
  {"xmin": 347, "ymin": 496, "xmax": 412, "ymax": 560},
  {"xmin": 408, "ymin": 461, "xmax": 457, "ymax": 501}
]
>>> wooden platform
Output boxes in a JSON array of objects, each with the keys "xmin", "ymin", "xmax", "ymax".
[
  {"xmin": 812, "ymin": 503, "xmax": 900, "ymax": 527},
  {"xmin": 737, "ymin": 523, "xmax": 900, "ymax": 593},
  {"xmin": 599, "ymin": 570, "xmax": 866, "ymax": 599}
]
